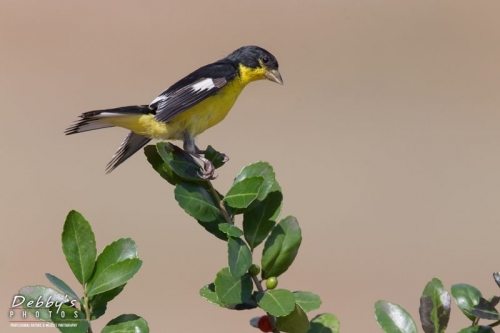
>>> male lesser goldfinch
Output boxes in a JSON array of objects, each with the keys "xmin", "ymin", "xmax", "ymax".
[{"xmin": 65, "ymin": 45, "xmax": 283, "ymax": 179}]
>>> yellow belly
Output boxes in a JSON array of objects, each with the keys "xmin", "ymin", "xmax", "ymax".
[{"xmin": 164, "ymin": 79, "xmax": 244, "ymax": 139}]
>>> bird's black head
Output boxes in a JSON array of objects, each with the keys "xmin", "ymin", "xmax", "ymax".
[{"xmin": 227, "ymin": 45, "xmax": 283, "ymax": 85}]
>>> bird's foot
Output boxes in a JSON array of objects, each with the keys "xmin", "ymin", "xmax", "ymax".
[{"xmin": 197, "ymin": 156, "xmax": 217, "ymax": 180}]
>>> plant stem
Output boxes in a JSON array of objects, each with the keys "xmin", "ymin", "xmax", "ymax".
[
  {"xmin": 489, "ymin": 319, "xmax": 500, "ymax": 327},
  {"xmin": 206, "ymin": 181, "xmax": 233, "ymax": 225},
  {"xmin": 250, "ymin": 276, "xmax": 281, "ymax": 333},
  {"xmin": 83, "ymin": 285, "xmax": 93, "ymax": 333},
  {"xmin": 251, "ymin": 275, "xmax": 264, "ymax": 293}
]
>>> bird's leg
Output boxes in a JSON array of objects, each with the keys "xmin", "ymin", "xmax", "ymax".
[{"xmin": 183, "ymin": 134, "xmax": 216, "ymax": 180}]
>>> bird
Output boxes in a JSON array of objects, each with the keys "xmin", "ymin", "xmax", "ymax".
[{"xmin": 65, "ymin": 45, "xmax": 283, "ymax": 179}]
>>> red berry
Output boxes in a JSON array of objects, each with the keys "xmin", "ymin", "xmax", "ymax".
[{"xmin": 258, "ymin": 315, "xmax": 273, "ymax": 332}]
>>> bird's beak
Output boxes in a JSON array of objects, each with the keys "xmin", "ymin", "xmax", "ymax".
[{"xmin": 265, "ymin": 69, "xmax": 284, "ymax": 85}]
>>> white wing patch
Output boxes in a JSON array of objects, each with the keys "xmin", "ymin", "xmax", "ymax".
[
  {"xmin": 94, "ymin": 112, "xmax": 129, "ymax": 118},
  {"xmin": 192, "ymin": 78, "xmax": 215, "ymax": 92},
  {"xmin": 150, "ymin": 95, "xmax": 167, "ymax": 107}
]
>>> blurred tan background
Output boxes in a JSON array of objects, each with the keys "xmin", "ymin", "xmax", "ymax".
[{"xmin": 2, "ymin": 0, "xmax": 500, "ymax": 332}]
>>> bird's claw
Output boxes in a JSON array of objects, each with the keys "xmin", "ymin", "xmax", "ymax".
[{"xmin": 197, "ymin": 156, "xmax": 217, "ymax": 180}]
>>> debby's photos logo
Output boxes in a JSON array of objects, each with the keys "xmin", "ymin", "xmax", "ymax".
[{"xmin": 8, "ymin": 293, "xmax": 81, "ymax": 328}]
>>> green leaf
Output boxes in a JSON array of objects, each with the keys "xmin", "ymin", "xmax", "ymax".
[
  {"xmin": 225, "ymin": 177, "xmax": 264, "ymax": 209},
  {"xmin": 469, "ymin": 297, "xmax": 500, "ymax": 320},
  {"xmin": 243, "ymin": 191, "xmax": 282, "ymax": 250},
  {"xmin": 451, "ymin": 284, "xmax": 482, "ymax": 320},
  {"xmin": 294, "ymin": 291, "xmax": 322, "ymax": 312},
  {"xmin": 62, "ymin": 210, "xmax": 97, "ymax": 284},
  {"xmin": 90, "ymin": 284, "xmax": 126, "ymax": 309},
  {"xmin": 308, "ymin": 313, "xmax": 340, "ymax": 333},
  {"xmin": 49, "ymin": 303, "xmax": 87, "ymax": 333},
  {"xmin": 198, "ymin": 219, "xmax": 228, "ymax": 240},
  {"xmin": 458, "ymin": 327, "xmax": 495, "ymax": 333},
  {"xmin": 200, "ymin": 283, "xmax": 258, "ymax": 310},
  {"xmin": 277, "ymin": 304, "xmax": 310, "ymax": 333},
  {"xmin": 419, "ymin": 278, "xmax": 451, "ymax": 333},
  {"xmin": 156, "ymin": 142, "xmax": 203, "ymax": 181},
  {"xmin": 86, "ymin": 258, "xmax": 142, "ymax": 297},
  {"xmin": 102, "ymin": 314, "xmax": 149, "ymax": 333},
  {"xmin": 197, "ymin": 190, "xmax": 234, "ymax": 239},
  {"xmin": 17, "ymin": 286, "xmax": 69, "ymax": 322},
  {"xmin": 257, "ymin": 289, "xmax": 296, "ymax": 317},
  {"xmin": 91, "ymin": 238, "xmax": 138, "ymax": 281},
  {"xmin": 219, "ymin": 223, "xmax": 243, "ymax": 238},
  {"xmin": 214, "ymin": 268, "xmax": 253, "ymax": 305},
  {"xmin": 144, "ymin": 145, "xmax": 181, "ymax": 185},
  {"xmin": 490, "ymin": 296, "xmax": 500, "ymax": 307},
  {"xmin": 234, "ymin": 162, "xmax": 276, "ymax": 201},
  {"xmin": 204, "ymin": 145, "xmax": 228, "ymax": 169},
  {"xmin": 200, "ymin": 283, "xmax": 226, "ymax": 308},
  {"xmin": 228, "ymin": 297, "xmax": 259, "ymax": 310},
  {"xmin": 175, "ymin": 182, "xmax": 220, "ymax": 222},
  {"xmin": 228, "ymin": 237, "xmax": 252, "ymax": 277},
  {"xmin": 375, "ymin": 300, "xmax": 417, "ymax": 333},
  {"xmin": 269, "ymin": 179, "xmax": 282, "ymax": 193},
  {"xmin": 90, "ymin": 304, "xmax": 107, "ymax": 320},
  {"xmin": 45, "ymin": 273, "xmax": 80, "ymax": 303},
  {"xmin": 261, "ymin": 216, "xmax": 302, "ymax": 279}
]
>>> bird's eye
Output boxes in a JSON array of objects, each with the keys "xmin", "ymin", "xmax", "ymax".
[{"xmin": 261, "ymin": 56, "xmax": 270, "ymax": 64}]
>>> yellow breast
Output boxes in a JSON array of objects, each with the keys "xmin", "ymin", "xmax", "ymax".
[
  {"xmin": 168, "ymin": 78, "xmax": 244, "ymax": 138},
  {"xmin": 163, "ymin": 64, "xmax": 267, "ymax": 139}
]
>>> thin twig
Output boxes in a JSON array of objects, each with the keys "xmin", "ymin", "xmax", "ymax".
[
  {"xmin": 251, "ymin": 276, "xmax": 281, "ymax": 333},
  {"xmin": 83, "ymin": 286, "xmax": 92, "ymax": 333},
  {"xmin": 251, "ymin": 275, "xmax": 264, "ymax": 293},
  {"xmin": 206, "ymin": 181, "xmax": 233, "ymax": 225}
]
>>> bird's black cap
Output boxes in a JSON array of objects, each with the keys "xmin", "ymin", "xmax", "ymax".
[{"xmin": 227, "ymin": 45, "xmax": 279, "ymax": 71}]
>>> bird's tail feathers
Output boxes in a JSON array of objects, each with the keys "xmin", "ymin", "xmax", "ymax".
[
  {"xmin": 106, "ymin": 132, "xmax": 151, "ymax": 173},
  {"xmin": 65, "ymin": 105, "xmax": 151, "ymax": 135},
  {"xmin": 65, "ymin": 119, "xmax": 114, "ymax": 134}
]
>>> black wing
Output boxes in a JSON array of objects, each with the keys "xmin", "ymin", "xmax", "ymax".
[{"xmin": 153, "ymin": 60, "xmax": 237, "ymax": 123}]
